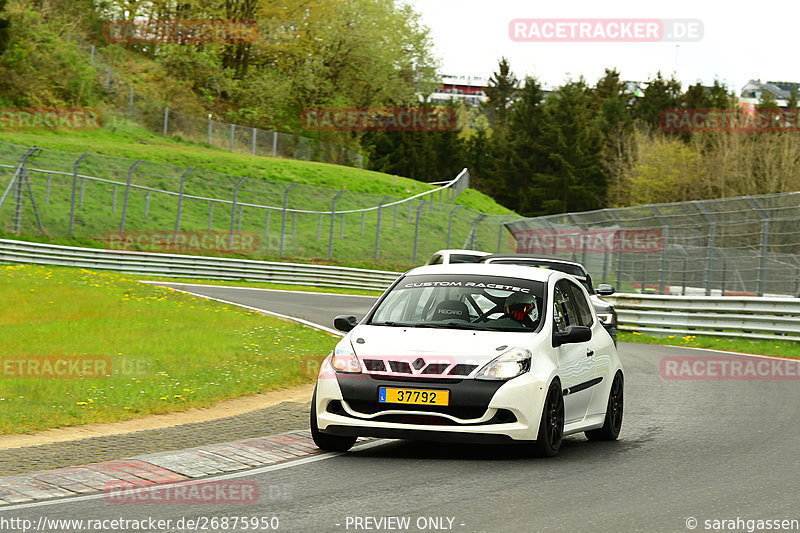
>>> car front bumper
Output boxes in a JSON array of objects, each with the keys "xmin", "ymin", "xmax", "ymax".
[{"xmin": 314, "ymin": 359, "xmax": 548, "ymax": 443}]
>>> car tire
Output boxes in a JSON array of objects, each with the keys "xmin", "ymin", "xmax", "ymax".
[
  {"xmin": 585, "ymin": 371, "xmax": 623, "ymax": 441},
  {"xmin": 310, "ymin": 386, "xmax": 357, "ymax": 452},
  {"xmin": 532, "ymin": 379, "xmax": 564, "ymax": 457}
]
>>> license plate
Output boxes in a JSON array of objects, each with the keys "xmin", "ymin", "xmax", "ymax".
[{"xmin": 378, "ymin": 387, "xmax": 449, "ymax": 406}]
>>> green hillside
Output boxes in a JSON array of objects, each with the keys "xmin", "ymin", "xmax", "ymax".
[{"xmin": 0, "ymin": 121, "xmax": 518, "ymax": 270}]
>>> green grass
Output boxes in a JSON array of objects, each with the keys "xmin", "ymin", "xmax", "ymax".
[
  {"xmin": 0, "ymin": 120, "xmax": 512, "ymax": 214},
  {"xmin": 620, "ymin": 331, "xmax": 800, "ymax": 359},
  {"xmin": 0, "ymin": 264, "xmax": 339, "ymax": 434},
  {"xmin": 0, "ymin": 121, "xmax": 517, "ymax": 270}
]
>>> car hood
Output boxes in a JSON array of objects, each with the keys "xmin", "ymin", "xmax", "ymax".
[{"xmin": 347, "ymin": 324, "xmax": 539, "ymax": 372}]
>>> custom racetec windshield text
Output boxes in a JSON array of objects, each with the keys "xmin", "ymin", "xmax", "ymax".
[{"xmin": 368, "ymin": 275, "xmax": 547, "ymax": 332}]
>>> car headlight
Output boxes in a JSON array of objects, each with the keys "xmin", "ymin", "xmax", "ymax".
[
  {"xmin": 475, "ymin": 348, "xmax": 532, "ymax": 380},
  {"xmin": 331, "ymin": 339, "xmax": 362, "ymax": 373},
  {"xmin": 597, "ymin": 312, "xmax": 614, "ymax": 325}
]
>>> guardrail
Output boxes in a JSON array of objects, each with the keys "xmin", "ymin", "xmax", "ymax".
[
  {"xmin": 0, "ymin": 239, "xmax": 400, "ymax": 291},
  {"xmin": 605, "ymin": 293, "xmax": 800, "ymax": 342},
  {"xmin": 3, "ymin": 238, "xmax": 799, "ymax": 342}
]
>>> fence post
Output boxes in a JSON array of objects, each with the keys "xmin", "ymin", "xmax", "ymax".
[
  {"xmin": 119, "ymin": 160, "xmax": 143, "ymax": 232},
  {"xmin": 317, "ymin": 214, "xmax": 322, "ymax": 239},
  {"xmin": 496, "ymin": 215, "xmax": 512, "ymax": 252},
  {"xmin": 145, "ymin": 191, "xmax": 150, "ymax": 218},
  {"xmin": 280, "ymin": 183, "xmax": 296, "ymax": 258},
  {"xmin": 340, "ymin": 213, "xmax": 345, "ymax": 239},
  {"xmin": 446, "ymin": 206, "xmax": 462, "ymax": 249},
  {"xmin": 208, "ymin": 201, "xmax": 214, "ymax": 230},
  {"xmin": 374, "ymin": 196, "xmax": 390, "ymax": 262},
  {"xmin": 90, "ymin": 45, "xmax": 95, "ymax": 67},
  {"xmin": 251, "ymin": 127, "xmax": 257, "ymax": 155},
  {"xmin": 650, "ymin": 206, "xmax": 670, "ymax": 295},
  {"xmin": 129, "ymin": 86, "xmax": 134, "ymax": 118},
  {"xmin": 174, "ymin": 168, "xmax": 194, "ymax": 236},
  {"xmin": 361, "ymin": 211, "xmax": 365, "ymax": 236},
  {"xmin": 45, "ymin": 175, "xmax": 51, "ymax": 204},
  {"xmin": 0, "ymin": 147, "xmax": 40, "ymax": 233},
  {"xmin": 112, "ymin": 186, "xmax": 117, "ymax": 212},
  {"xmin": 163, "ymin": 108, "xmax": 169, "ymax": 136},
  {"xmin": 105, "ymin": 66, "xmax": 111, "ymax": 90},
  {"xmin": 265, "ymin": 210, "xmax": 271, "ymax": 236},
  {"xmin": 68, "ymin": 153, "xmax": 90, "ymax": 236},
  {"xmin": 272, "ymin": 131, "xmax": 278, "ymax": 157},
  {"xmin": 412, "ymin": 201, "xmax": 428, "ymax": 264},
  {"xmin": 746, "ymin": 197, "xmax": 770, "ymax": 297},
  {"xmin": 229, "ymin": 124, "xmax": 235, "ymax": 151},
  {"xmin": 292, "ymin": 212, "xmax": 297, "ymax": 236},
  {"xmin": 694, "ymin": 201, "xmax": 716, "ymax": 296},
  {"xmin": 464, "ymin": 213, "xmax": 487, "ymax": 250},
  {"xmin": 329, "ymin": 191, "xmax": 344, "ymax": 259},
  {"xmin": 229, "ymin": 177, "xmax": 248, "ymax": 248},
  {"xmin": 207, "ymin": 115, "xmax": 212, "ymax": 145}
]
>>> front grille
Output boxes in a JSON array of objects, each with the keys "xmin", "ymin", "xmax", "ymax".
[
  {"xmin": 363, "ymin": 359, "xmax": 386, "ymax": 372},
  {"xmin": 359, "ymin": 358, "xmax": 479, "ymax": 379},
  {"xmin": 368, "ymin": 374, "xmax": 464, "ymax": 384},
  {"xmin": 449, "ymin": 364, "xmax": 478, "ymax": 376},
  {"xmin": 346, "ymin": 400, "xmax": 486, "ymax": 419},
  {"xmin": 388, "ymin": 361, "xmax": 412, "ymax": 374},
  {"xmin": 422, "ymin": 363, "xmax": 450, "ymax": 374},
  {"xmin": 344, "ymin": 409, "xmax": 517, "ymax": 426}
]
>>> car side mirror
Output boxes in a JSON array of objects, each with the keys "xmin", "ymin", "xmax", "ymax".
[
  {"xmin": 553, "ymin": 325, "xmax": 592, "ymax": 347},
  {"xmin": 333, "ymin": 315, "xmax": 358, "ymax": 332},
  {"xmin": 596, "ymin": 284, "xmax": 615, "ymax": 296}
]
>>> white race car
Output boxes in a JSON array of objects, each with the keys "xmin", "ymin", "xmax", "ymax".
[{"xmin": 311, "ymin": 264, "xmax": 623, "ymax": 457}]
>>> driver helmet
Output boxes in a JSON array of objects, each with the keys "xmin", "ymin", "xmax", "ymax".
[{"xmin": 504, "ymin": 292, "xmax": 537, "ymax": 322}]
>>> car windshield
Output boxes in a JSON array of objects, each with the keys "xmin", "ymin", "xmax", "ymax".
[
  {"xmin": 369, "ymin": 274, "xmax": 546, "ymax": 332},
  {"xmin": 487, "ymin": 260, "xmax": 594, "ymax": 294},
  {"xmin": 448, "ymin": 254, "xmax": 486, "ymax": 263}
]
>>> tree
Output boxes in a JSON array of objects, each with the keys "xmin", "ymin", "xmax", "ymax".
[
  {"xmin": 757, "ymin": 91, "xmax": 780, "ymax": 110},
  {"xmin": 483, "ymin": 57, "xmax": 519, "ymax": 132},
  {"xmin": 707, "ymin": 78, "xmax": 735, "ymax": 109},
  {"xmin": 492, "ymin": 75, "xmax": 546, "ymax": 213},
  {"xmin": 529, "ymin": 79, "xmax": 606, "ymax": 215},
  {"xmin": 682, "ymin": 82, "xmax": 710, "ymax": 110},
  {"xmin": 0, "ymin": 0, "xmax": 9, "ymax": 57},
  {"xmin": 632, "ymin": 71, "xmax": 682, "ymax": 128}
]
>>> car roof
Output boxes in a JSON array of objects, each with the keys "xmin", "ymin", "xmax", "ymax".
[
  {"xmin": 482, "ymin": 254, "xmax": 588, "ymax": 273},
  {"xmin": 407, "ymin": 262, "xmax": 557, "ymax": 283},
  {"xmin": 432, "ymin": 249, "xmax": 491, "ymax": 256}
]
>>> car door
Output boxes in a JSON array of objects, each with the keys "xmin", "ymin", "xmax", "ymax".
[{"xmin": 553, "ymin": 279, "xmax": 597, "ymax": 425}]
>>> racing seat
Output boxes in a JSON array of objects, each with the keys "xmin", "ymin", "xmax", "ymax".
[{"xmin": 431, "ymin": 300, "xmax": 470, "ymax": 322}]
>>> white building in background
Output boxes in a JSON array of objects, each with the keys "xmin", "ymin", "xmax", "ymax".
[
  {"xmin": 429, "ymin": 75, "xmax": 491, "ymax": 107},
  {"xmin": 739, "ymin": 80, "xmax": 797, "ymax": 111}
]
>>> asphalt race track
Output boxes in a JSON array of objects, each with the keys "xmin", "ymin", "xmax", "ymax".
[{"xmin": 2, "ymin": 285, "xmax": 799, "ymax": 532}]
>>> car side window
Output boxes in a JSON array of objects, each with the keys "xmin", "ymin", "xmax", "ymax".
[
  {"xmin": 565, "ymin": 280, "xmax": 593, "ymax": 327},
  {"xmin": 554, "ymin": 280, "xmax": 586, "ymax": 333},
  {"xmin": 553, "ymin": 285, "xmax": 571, "ymax": 333},
  {"xmin": 429, "ymin": 254, "xmax": 443, "ymax": 265}
]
